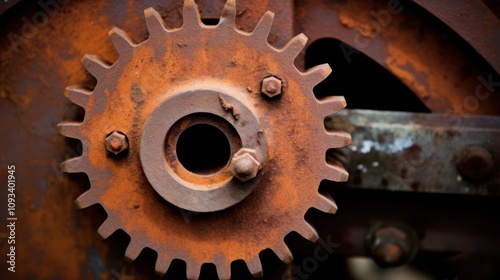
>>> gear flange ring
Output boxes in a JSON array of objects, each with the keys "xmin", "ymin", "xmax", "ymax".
[
  {"xmin": 141, "ymin": 86, "xmax": 268, "ymax": 212},
  {"xmin": 58, "ymin": 0, "xmax": 351, "ymax": 278}
]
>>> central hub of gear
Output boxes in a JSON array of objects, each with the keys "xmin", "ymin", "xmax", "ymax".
[
  {"xmin": 176, "ymin": 121, "xmax": 231, "ymax": 175},
  {"xmin": 141, "ymin": 86, "xmax": 268, "ymax": 212},
  {"xmin": 57, "ymin": 0, "xmax": 351, "ymax": 278}
]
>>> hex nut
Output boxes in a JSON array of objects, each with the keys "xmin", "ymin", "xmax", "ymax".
[
  {"xmin": 105, "ymin": 131, "xmax": 129, "ymax": 155},
  {"xmin": 230, "ymin": 148, "xmax": 261, "ymax": 182},
  {"xmin": 261, "ymin": 76, "xmax": 283, "ymax": 98}
]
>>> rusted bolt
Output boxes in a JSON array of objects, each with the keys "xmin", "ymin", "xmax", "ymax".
[
  {"xmin": 375, "ymin": 241, "xmax": 404, "ymax": 264},
  {"xmin": 456, "ymin": 146, "xmax": 494, "ymax": 181},
  {"xmin": 105, "ymin": 131, "xmax": 129, "ymax": 155},
  {"xmin": 229, "ymin": 148, "xmax": 260, "ymax": 182},
  {"xmin": 261, "ymin": 76, "xmax": 283, "ymax": 98},
  {"xmin": 365, "ymin": 223, "xmax": 419, "ymax": 267}
]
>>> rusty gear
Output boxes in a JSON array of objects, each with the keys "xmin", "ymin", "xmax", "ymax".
[{"xmin": 57, "ymin": 0, "xmax": 351, "ymax": 278}]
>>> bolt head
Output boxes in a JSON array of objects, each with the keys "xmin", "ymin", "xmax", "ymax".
[
  {"xmin": 371, "ymin": 227, "xmax": 406, "ymax": 266},
  {"xmin": 261, "ymin": 76, "xmax": 283, "ymax": 98},
  {"xmin": 457, "ymin": 146, "xmax": 494, "ymax": 180},
  {"xmin": 230, "ymin": 148, "xmax": 261, "ymax": 182},
  {"xmin": 105, "ymin": 131, "xmax": 129, "ymax": 155},
  {"xmin": 366, "ymin": 224, "xmax": 419, "ymax": 268},
  {"xmin": 375, "ymin": 241, "xmax": 404, "ymax": 265}
]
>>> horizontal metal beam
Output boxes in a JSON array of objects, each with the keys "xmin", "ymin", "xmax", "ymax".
[{"xmin": 326, "ymin": 109, "xmax": 500, "ymax": 196}]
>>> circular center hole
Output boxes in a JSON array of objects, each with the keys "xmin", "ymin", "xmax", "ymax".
[{"xmin": 176, "ymin": 124, "xmax": 231, "ymax": 175}]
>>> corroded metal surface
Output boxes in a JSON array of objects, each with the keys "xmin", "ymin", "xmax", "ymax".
[
  {"xmin": 57, "ymin": 0, "xmax": 350, "ymax": 278},
  {"xmin": 327, "ymin": 109, "xmax": 500, "ymax": 195},
  {"xmin": 1, "ymin": 0, "xmax": 500, "ymax": 279},
  {"xmin": 295, "ymin": 0, "xmax": 500, "ymax": 115},
  {"xmin": 413, "ymin": 0, "xmax": 500, "ymax": 75}
]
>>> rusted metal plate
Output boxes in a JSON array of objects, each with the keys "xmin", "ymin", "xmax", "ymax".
[
  {"xmin": 327, "ymin": 109, "xmax": 500, "ymax": 195},
  {"xmin": 295, "ymin": 0, "xmax": 500, "ymax": 115},
  {"xmin": 413, "ymin": 0, "xmax": 500, "ymax": 75}
]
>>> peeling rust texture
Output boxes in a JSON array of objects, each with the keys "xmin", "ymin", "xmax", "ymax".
[
  {"xmin": 327, "ymin": 109, "xmax": 500, "ymax": 196},
  {"xmin": 218, "ymin": 94, "xmax": 240, "ymax": 119}
]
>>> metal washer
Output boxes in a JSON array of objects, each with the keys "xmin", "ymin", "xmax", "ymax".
[{"xmin": 140, "ymin": 85, "xmax": 268, "ymax": 212}]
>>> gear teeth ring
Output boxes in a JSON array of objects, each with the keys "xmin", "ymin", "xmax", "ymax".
[{"xmin": 58, "ymin": 0, "xmax": 350, "ymax": 278}]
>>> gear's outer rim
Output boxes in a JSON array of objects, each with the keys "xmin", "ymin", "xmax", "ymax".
[{"xmin": 57, "ymin": 0, "xmax": 351, "ymax": 279}]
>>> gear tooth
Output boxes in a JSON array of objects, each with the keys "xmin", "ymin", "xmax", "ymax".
[
  {"xmin": 61, "ymin": 157, "xmax": 85, "ymax": 173},
  {"xmin": 216, "ymin": 263, "xmax": 231, "ymax": 280},
  {"xmin": 81, "ymin": 54, "xmax": 110, "ymax": 78},
  {"xmin": 57, "ymin": 121, "xmax": 82, "ymax": 139},
  {"xmin": 220, "ymin": 0, "xmax": 237, "ymax": 25},
  {"xmin": 324, "ymin": 162, "xmax": 349, "ymax": 182},
  {"xmin": 124, "ymin": 240, "xmax": 143, "ymax": 262},
  {"xmin": 108, "ymin": 27, "xmax": 134, "ymax": 54},
  {"xmin": 251, "ymin": 11, "xmax": 274, "ymax": 41},
  {"xmin": 246, "ymin": 257, "xmax": 263, "ymax": 278},
  {"xmin": 75, "ymin": 190, "xmax": 97, "ymax": 209},
  {"xmin": 182, "ymin": 0, "xmax": 202, "ymax": 29},
  {"xmin": 65, "ymin": 86, "xmax": 91, "ymax": 108},
  {"xmin": 304, "ymin": 63, "xmax": 332, "ymax": 87},
  {"xmin": 186, "ymin": 263, "xmax": 201, "ymax": 280},
  {"xmin": 97, "ymin": 219, "xmax": 117, "ymax": 240},
  {"xmin": 273, "ymin": 241, "xmax": 293, "ymax": 264},
  {"xmin": 318, "ymin": 96, "xmax": 347, "ymax": 117},
  {"xmin": 281, "ymin": 33, "xmax": 308, "ymax": 60},
  {"xmin": 144, "ymin": 8, "xmax": 168, "ymax": 37},
  {"xmin": 315, "ymin": 193, "xmax": 338, "ymax": 214},
  {"xmin": 155, "ymin": 254, "xmax": 172, "ymax": 275},
  {"xmin": 326, "ymin": 131, "xmax": 352, "ymax": 148},
  {"xmin": 295, "ymin": 221, "xmax": 319, "ymax": 242}
]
